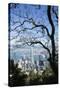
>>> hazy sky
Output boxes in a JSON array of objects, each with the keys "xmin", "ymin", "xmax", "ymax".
[{"xmin": 9, "ymin": 3, "xmax": 58, "ymax": 60}]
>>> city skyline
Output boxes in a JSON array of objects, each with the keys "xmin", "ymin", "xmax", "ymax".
[{"xmin": 8, "ymin": 3, "xmax": 58, "ymax": 86}]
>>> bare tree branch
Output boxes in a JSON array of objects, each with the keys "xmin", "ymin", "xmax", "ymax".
[
  {"xmin": 26, "ymin": 40, "xmax": 51, "ymax": 57},
  {"xmin": 52, "ymin": 7, "xmax": 58, "ymax": 20},
  {"xmin": 11, "ymin": 18, "xmax": 51, "ymax": 38}
]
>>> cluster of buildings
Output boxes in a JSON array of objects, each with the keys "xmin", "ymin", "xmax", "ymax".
[
  {"xmin": 12, "ymin": 47, "xmax": 50, "ymax": 75},
  {"xmin": 14, "ymin": 54, "xmax": 50, "ymax": 75}
]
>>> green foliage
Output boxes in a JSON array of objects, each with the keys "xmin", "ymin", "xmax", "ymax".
[
  {"xmin": 9, "ymin": 60, "xmax": 58, "ymax": 86},
  {"xmin": 9, "ymin": 60, "xmax": 28, "ymax": 86}
]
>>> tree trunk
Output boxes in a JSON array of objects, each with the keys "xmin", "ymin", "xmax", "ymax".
[
  {"xmin": 50, "ymin": 36, "xmax": 58, "ymax": 77},
  {"xmin": 47, "ymin": 6, "xmax": 58, "ymax": 79},
  {"xmin": 48, "ymin": 35, "xmax": 58, "ymax": 80}
]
